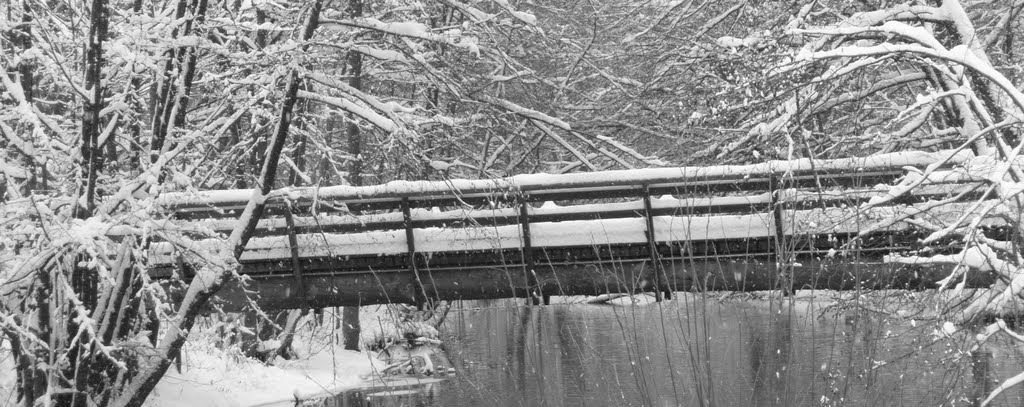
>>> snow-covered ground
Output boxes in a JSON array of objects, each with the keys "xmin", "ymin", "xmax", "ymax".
[
  {"xmin": 146, "ymin": 308, "xmax": 390, "ymax": 407},
  {"xmin": 0, "ymin": 306, "xmax": 435, "ymax": 407},
  {"xmin": 146, "ymin": 338, "xmax": 379, "ymax": 407}
]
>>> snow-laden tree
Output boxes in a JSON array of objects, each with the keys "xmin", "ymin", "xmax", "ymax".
[
  {"xmin": 553, "ymin": 0, "xmax": 1021, "ymax": 165},
  {"xmin": 728, "ymin": 1, "xmax": 1023, "ymax": 404},
  {"xmin": 487, "ymin": 1, "xmax": 759, "ymax": 169}
]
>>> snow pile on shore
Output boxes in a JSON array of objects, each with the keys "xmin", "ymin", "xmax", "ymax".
[
  {"xmin": 146, "ymin": 307, "xmax": 394, "ymax": 407},
  {"xmin": 148, "ymin": 341, "xmax": 376, "ymax": 407},
  {"xmin": 0, "ymin": 306, "xmax": 415, "ymax": 407}
]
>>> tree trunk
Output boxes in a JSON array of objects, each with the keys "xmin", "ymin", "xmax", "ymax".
[
  {"xmin": 273, "ymin": 309, "xmax": 309, "ymax": 361},
  {"xmin": 77, "ymin": 0, "xmax": 108, "ymax": 220},
  {"xmin": 340, "ymin": 0, "xmax": 365, "ymax": 351},
  {"xmin": 16, "ymin": 0, "xmax": 36, "ymax": 194},
  {"xmin": 126, "ymin": 0, "xmax": 144, "ymax": 173},
  {"xmin": 341, "ymin": 305, "xmax": 360, "ymax": 351},
  {"xmin": 289, "ymin": 81, "xmax": 308, "ymax": 186},
  {"xmin": 345, "ymin": 0, "xmax": 363, "ymax": 187}
]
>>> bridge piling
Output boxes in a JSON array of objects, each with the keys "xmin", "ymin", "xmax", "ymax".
[
  {"xmin": 641, "ymin": 185, "xmax": 665, "ymax": 302},
  {"xmin": 769, "ymin": 173, "xmax": 792, "ymax": 295},
  {"xmin": 519, "ymin": 197, "xmax": 541, "ymax": 305},
  {"xmin": 401, "ymin": 198, "xmax": 427, "ymax": 308},
  {"xmin": 282, "ymin": 202, "xmax": 308, "ymax": 308}
]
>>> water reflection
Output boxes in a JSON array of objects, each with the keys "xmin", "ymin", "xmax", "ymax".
[{"xmin": 321, "ymin": 296, "xmax": 1024, "ymax": 407}]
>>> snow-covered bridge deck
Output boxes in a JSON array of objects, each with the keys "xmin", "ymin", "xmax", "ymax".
[{"xmin": 153, "ymin": 150, "xmax": 995, "ymax": 310}]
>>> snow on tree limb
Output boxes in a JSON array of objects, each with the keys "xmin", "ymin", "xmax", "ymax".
[
  {"xmin": 981, "ymin": 0, "xmax": 1024, "ymax": 50},
  {"xmin": 531, "ymin": 120, "xmax": 596, "ymax": 171},
  {"xmin": 794, "ymin": 37, "xmax": 1024, "ymax": 122},
  {"xmin": 321, "ymin": 17, "xmax": 482, "ymax": 55},
  {"xmin": 298, "ymin": 91, "xmax": 400, "ymax": 134},
  {"xmin": 303, "ymin": 72, "xmax": 413, "ymax": 130},
  {"xmin": 476, "ymin": 95, "xmax": 572, "ymax": 131},
  {"xmin": 489, "ymin": 0, "xmax": 538, "ymax": 27}
]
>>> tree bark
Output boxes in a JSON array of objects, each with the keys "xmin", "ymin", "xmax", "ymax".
[
  {"xmin": 273, "ymin": 309, "xmax": 309, "ymax": 361},
  {"xmin": 76, "ymin": 0, "xmax": 108, "ymax": 219},
  {"xmin": 345, "ymin": 0, "xmax": 363, "ymax": 187},
  {"xmin": 126, "ymin": 0, "xmax": 144, "ymax": 172},
  {"xmin": 341, "ymin": 0, "xmax": 364, "ymax": 351},
  {"xmin": 16, "ymin": 0, "xmax": 36, "ymax": 194}
]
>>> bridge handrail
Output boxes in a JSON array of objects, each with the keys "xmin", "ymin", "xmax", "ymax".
[
  {"xmin": 157, "ymin": 150, "xmax": 973, "ymax": 212},
  {"xmin": 173, "ymin": 177, "xmax": 985, "ymax": 236},
  {"xmin": 149, "ymin": 198, "xmax": 1002, "ymax": 266}
]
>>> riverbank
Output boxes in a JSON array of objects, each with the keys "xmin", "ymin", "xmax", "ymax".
[
  {"xmin": 146, "ymin": 307, "xmax": 396, "ymax": 407},
  {"xmin": 146, "ymin": 341, "xmax": 379, "ymax": 407}
]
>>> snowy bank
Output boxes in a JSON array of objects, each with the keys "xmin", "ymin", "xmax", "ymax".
[
  {"xmin": 146, "ymin": 343, "xmax": 377, "ymax": 407},
  {"xmin": 145, "ymin": 307, "xmax": 399, "ymax": 407}
]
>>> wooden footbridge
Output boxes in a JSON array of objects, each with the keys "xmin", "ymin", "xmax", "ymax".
[{"xmin": 153, "ymin": 150, "xmax": 994, "ymax": 311}]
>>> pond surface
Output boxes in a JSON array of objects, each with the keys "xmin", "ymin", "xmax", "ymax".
[{"xmin": 321, "ymin": 294, "xmax": 1024, "ymax": 407}]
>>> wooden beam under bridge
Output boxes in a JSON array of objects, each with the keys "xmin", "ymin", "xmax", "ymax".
[{"xmin": 203, "ymin": 253, "xmax": 995, "ymax": 311}]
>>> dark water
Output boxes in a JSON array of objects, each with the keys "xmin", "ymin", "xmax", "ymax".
[{"xmin": 322, "ymin": 295, "xmax": 1024, "ymax": 407}]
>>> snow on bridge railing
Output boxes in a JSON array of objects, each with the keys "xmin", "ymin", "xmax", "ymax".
[
  {"xmin": 146, "ymin": 149, "xmax": 991, "ymax": 270},
  {"xmin": 151, "ymin": 193, "xmax": 996, "ymax": 264},
  {"xmin": 179, "ymin": 176, "xmax": 984, "ymax": 238},
  {"xmin": 156, "ymin": 149, "xmax": 974, "ymax": 213}
]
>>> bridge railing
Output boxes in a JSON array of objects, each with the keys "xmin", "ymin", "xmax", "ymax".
[
  {"xmin": 148, "ymin": 149, "xmax": 986, "ymax": 271},
  {"xmin": 158, "ymin": 150, "xmax": 974, "ymax": 216}
]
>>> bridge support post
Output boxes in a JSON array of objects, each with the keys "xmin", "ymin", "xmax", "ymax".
[
  {"xmin": 283, "ymin": 202, "xmax": 308, "ymax": 308},
  {"xmin": 642, "ymin": 185, "xmax": 665, "ymax": 302},
  {"xmin": 519, "ymin": 197, "xmax": 541, "ymax": 306},
  {"xmin": 769, "ymin": 173, "xmax": 792, "ymax": 295},
  {"xmin": 402, "ymin": 198, "xmax": 428, "ymax": 307}
]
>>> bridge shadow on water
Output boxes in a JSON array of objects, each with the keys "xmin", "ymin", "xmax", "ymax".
[{"xmin": 317, "ymin": 295, "xmax": 1024, "ymax": 407}]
